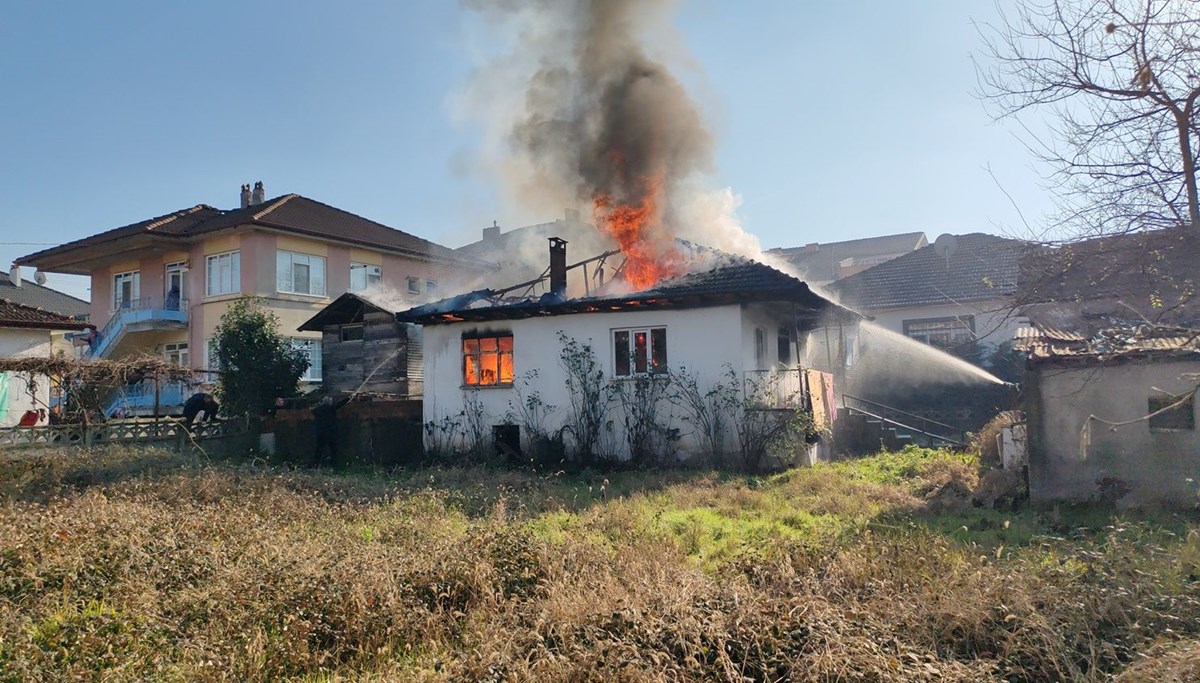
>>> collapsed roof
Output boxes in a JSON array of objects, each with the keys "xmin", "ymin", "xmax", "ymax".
[
  {"xmin": 395, "ymin": 258, "xmax": 861, "ymax": 326},
  {"xmin": 1015, "ymin": 322, "xmax": 1200, "ymax": 366}
]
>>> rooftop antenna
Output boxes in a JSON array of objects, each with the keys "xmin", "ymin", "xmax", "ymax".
[{"xmin": 933, "ymin": 233, "xmax": 957, "ymax": 271}]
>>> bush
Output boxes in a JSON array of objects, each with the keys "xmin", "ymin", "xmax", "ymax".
[{"xmin": 212, "ymin": 297, "xmax": 309, "ymax": 418}]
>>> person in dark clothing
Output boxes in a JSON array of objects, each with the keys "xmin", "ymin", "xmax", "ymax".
[
  {"xmin": 182, "ymin": 392, "xmax": 219, "ymax": 430},
  {"xmin": 311, "ymin": 395, "xmax": 351, "ymax": 466}
]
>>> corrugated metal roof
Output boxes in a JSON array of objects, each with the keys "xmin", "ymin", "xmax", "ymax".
[{"xmin": 1016, "ymin": 324, "xmax": 1200, "ymax": 362}]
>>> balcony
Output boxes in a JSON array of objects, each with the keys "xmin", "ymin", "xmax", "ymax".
[
  {"xmin": 105, "ymin": 378, "xmax": 201, "ymax": 418},
  {"xmin": 86, "ymin": 297, "xmax": 189, "ymax": 359}
]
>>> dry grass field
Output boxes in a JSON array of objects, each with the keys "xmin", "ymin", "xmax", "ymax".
[{"xmin": 1, "ymin": 445, "xmax": 1198, "ymax": 681}]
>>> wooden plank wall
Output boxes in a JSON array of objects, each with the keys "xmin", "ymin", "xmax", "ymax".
[{"xmin": 321, "ymin": 311, "xmax": 416, "ymax": 396}]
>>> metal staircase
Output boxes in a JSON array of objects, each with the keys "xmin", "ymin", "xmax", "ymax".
[
  {"xmin": 87, "ymin": 298, "xmax": 188, "ymax": 359},
  {"xmin": 840, "ymin": 394, "xmax": 965, "ymax": 449}
]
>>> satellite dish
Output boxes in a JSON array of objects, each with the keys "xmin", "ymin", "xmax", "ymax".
[
  {"xmin": 933, "ymin": 233, "xmax": 958, "ymax": 260},
  {"xmin": 34, "ymin": 271, "xmax": 47, "ymax": 285}
]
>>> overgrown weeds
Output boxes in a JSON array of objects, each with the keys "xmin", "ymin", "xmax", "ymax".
[{"xmin": 1, "ymin": 445, "xmax": 1197, "ymax": 681}]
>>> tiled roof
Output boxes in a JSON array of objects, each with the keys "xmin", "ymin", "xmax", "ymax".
[
  {"xmin": 1015, "ymin": 323, "xmax": 1200, "ymax": 364},
  {"xmin": 830, "ymin": 233, "xmax": 1028, "ymax": 309},
  {"xmin": 0, "ymin": 271, "xmax": 89, "ymax": 318},
  {"xmin": 397, "ymin": 259, "xmax": 858, "ymax": 325},
  {"xmin": 1019, "ymin": 229, "xmax": 1199, "ymax": 318},
  {"xmin": 769, "ymin": 232, "xmax": 927, "ymax": 282},
  {"xmin": 18, "ymin": 194, "xmax": 489, "ymax": 270},
  {"xmin": 0, "ymin": 300, "xmax": 89, "ymax": 330}
]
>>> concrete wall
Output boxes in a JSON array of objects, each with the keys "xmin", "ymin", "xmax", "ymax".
[
  {"xmin": 1027, "ymin": 357, "xmax": 1200, "ymax": 505},
  {"xmin": 0, "ymin": 329, "xmax": 53, "ymax": 427}
]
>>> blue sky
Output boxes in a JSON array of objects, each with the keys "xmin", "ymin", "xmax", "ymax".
[{"xmin": 0, "ymin": 0, "xmax": 1049, "ymax": 301}]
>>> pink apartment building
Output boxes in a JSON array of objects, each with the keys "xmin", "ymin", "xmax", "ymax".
[{"xmin": 18, "ymin": 183, "xmax": 492, "ymax": 415}]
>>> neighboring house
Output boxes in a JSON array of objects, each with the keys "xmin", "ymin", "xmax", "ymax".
[
  {"xmin": 1016, "ymin": 324, "xmax": 1200, "ymax": 505},
  {"xmin": 0, "ymin": 300, "xmax": 87, "ymax": 427},
  {"xmin": 298, "ymin": 291, "xmax": 423, "ymax": 398},
  {"xmin": 1019, "ymin": 229, "xmax": 1199, "ymax": 334},
  {"xmin": 396, "ymin": 256, "xmax": 858, "ymax": 464},
  {"xmin": 17, "ymin": 183, "xmax": 490, "ymax": 415},
  {"xmin": 768, "ymin": 232, "xmax": 927, "ymax": 287},
  {"xmin": 830, "ymin": 233, "xmax": 1029, "ymax": 359},
  {"xmin": 0, "ymin": 268, "xmax": 89, "ymax": 319}
]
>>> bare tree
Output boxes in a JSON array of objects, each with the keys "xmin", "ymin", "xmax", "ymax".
[{"xmin": 978, "ymin": 0, "xmax": 1200, "ymax": 237}]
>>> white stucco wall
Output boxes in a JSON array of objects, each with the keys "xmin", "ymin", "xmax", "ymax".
[
  {"xmin": 0, "ymin": 329, "xmax": 54, "ymax": 427},
  {"xmin": 862, "ymin": 299, "xmax": 1023, "ymax": 350},
  {"xmin": 423, "ymin": 305, "xmax": 756, "ymax": 460},
  {"xmin": 1029, "ymin": 358, "xmax": 1200, "ymax": 505}
]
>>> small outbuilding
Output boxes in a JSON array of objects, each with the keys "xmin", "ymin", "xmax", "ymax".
[
  {"xmin": 298, "ymin": 292, "xmax": 422, "ymax": 398},
  {"xmin": 1018, "ymin": 324, "xmax": 1200, "ymax": 506}
]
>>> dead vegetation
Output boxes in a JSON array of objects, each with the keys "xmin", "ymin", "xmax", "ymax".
[{"xmin": 1, "ymin": 446, "xmax": 1198, "ymax": 681}]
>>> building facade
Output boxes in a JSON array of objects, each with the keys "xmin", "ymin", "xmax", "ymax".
[{"xmin": 18, "ymin": 185, "xmax": 490, "ymax": 415}]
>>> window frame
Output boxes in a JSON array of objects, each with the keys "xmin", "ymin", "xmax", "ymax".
[
  {"xmin": 612, "ymin": 326, "xmax": 668, "ymax": 378},
  {"xmin": 290, "ymin": 337, "xmax": 322, "ymax": 382},
  {"xmin": 163, "ymin": 341, "xmax": 189, "ymax": 367},
  {"xmin": 407, "ymin": 276, "xmax": 421, "ymax": 295},
  {"xmin": 902, "ymin": 315, "xmax": 976, "ymax": 349},
  {"xmin": 339, "ymin": 324, "xmax": 364, "ymax": 342},
  {"xmin": 205, "ymin": 251, "xmax": 241, "ymax": 297},
  {"xmin": 276, "ymin": 250, "xmax": 327, "ymax": 297},
  {"xmin": 461, "ymin": 332, "xmax": 514, "ymax": 387},
  {"xmin": 349, "ymin": 263, "xmax": 382, "ymax": 293},
  {"xmin": 426, "ymin": 279, "xmax": 437, "ymax": 295},
  {"xmin": 1149, "ymin": 392, "xmax": 1195, "ymax": 432},
  {"xmin": 112, "ymin": 270, "xmax": 141, "ymax": 310},
  {"xmin": 205, "ymin": 339, "xmax": 221, "ymax": 373}
]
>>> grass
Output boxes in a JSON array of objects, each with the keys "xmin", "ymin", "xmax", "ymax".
[{"xmin": 0, "ymin": 445, "xmax": 1198, "ymax": 681}]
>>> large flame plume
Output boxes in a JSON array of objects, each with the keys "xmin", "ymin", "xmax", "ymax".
[{"xmin": 458, "ymin": 0, "xmax": 766, "ymax": 290}]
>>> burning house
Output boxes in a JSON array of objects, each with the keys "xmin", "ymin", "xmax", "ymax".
[{"xmin": 396, "ymin": 240, "xmax": 858, "ymax": 465}]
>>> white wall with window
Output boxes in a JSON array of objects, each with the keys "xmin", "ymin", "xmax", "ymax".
[
  {"xmin": 406, "ymin": 276, "xmax": 421, "ymax": 295},
  {"xmin": 291, "ymin": 337, "xmax": 322, "ymax": 381},
  {"xmin": 421, "ymin": 305, "xmax": 747, "ymax": 460},
  {"xmin": 350, "ymin": 263, "xmax": 381, "ymax": 292},
  {"xmin": 277, "ymin": 251, "xmax": 326, "ymax": 296},
  {"xmin": 113, "ymin": 270, "xmax": 140, "ymax": 310},
  {"xmin": 206, "ymin": 251, "xmax": 240, "ymax": 297},
  {"xmin": 612, "ymin": 327, "xmax": 667, "ymax": 377},
  {"xmin": 902, "ymin": 316, "xmax": 976, "ymax": 349}
]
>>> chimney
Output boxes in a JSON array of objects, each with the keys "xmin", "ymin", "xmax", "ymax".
[
  {"xmin": 548, "ymin": 237, "xmax": 567, "ymax": 298},
  {"xmin": 482, "ymin": 220, "xmax": 500, "ymax": 243},
  {"xmin": 239, "ymin": 184, "xmax": 251, "ymax": 209},
  {"xmin": 9, "ymin": 264, "xmax": 20, "ymax": 287},
  {"xmin": 251, "ymin": 181, "xmax": 265, "ymax": 206}
]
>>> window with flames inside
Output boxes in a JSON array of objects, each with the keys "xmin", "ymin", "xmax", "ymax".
[
  {"xmin": 462, "ymin": 334, "xmax": 514, "ymax": 386},
  {"xmin": 613, "ymin": 327, "xmax": 667, "ymax": 377}
]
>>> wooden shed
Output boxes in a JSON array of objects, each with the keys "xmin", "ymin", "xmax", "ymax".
[{"xmin": 298, "ymin": 292, "xmax": 422, "ymax": 397}]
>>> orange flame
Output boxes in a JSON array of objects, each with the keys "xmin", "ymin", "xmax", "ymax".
[{"xmin": 592, "ymin": 173, "xmax": 683, "ymax": 290}]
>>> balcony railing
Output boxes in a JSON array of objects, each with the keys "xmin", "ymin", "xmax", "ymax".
[
  {"xmin": 743, "ymin": 367, "xmax": 811, "ymax": 410},
  {"xmin": 105, "ymin": 378, "xmax": 200, "ymax": 418},
  {"xmin": 87, "ymin": 298, "xmax": 188, "ymax": 358}
]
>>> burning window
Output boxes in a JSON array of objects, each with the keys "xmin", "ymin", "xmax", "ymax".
[
  {"xmin": 613, "ymin": 327, "xmax": 667, "ymax": 377},
  {"xmin": 1149, "ymin": 393, "xmax": 1195, "ymax": 431},
  {"xmin": 463, "ymin": 334, "xmax": 514, "ymax": 386},
  {"xmin": 903, "ymin": 316, "xmax": 975, "ymax": 349}
]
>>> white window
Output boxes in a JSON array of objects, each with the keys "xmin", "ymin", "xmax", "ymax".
[
  {"xmin": 206, "ymin": 251, "xmax": 240, "ymax": 297},
  {"xmin": 164, "ymin": 261, "xmax": 187, "ymax": 309},
  {"xmin": 426, "ymin": 279, "xmax": 437, "ymax": 295},
  {"xmin": 291, "ymin": 338, "xmax": 322, "ymax": 381},
  {"xmin": 407, "ymin": 276, "xmax": 420, "ymax": 294},
  {"xmin": 754, "ymin": 327, "xmax": 767, "ymax": 365},
  {"xmin": 350, "ymin": 263, "xmax": 382, "ymax": 292},
  {"xmin": 904, "ymin": 316, "xmax": 975, "ymax": 349},
  {"xmin": 205, "ymin": 339, "xmax": 221, "ymax": 373},
  {"xmin": 613, "ymin": 327, "xmax": 667, "ymax": 377},
  {"xmin": 113, "ymin": 270, "xmax": 140, "ymax": 310},
  {"xmin": 277, "ymin": 251, "xmax": 326, "ymax": 296},
  {"xmin": 163, "ymin": 342, "xmax": 188, "ymax": 367}
]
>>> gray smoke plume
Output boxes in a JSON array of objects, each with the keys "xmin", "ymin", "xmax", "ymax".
[{"xmin": 456, "ymin": 0, "xmax": 766, "ymax": 268}]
